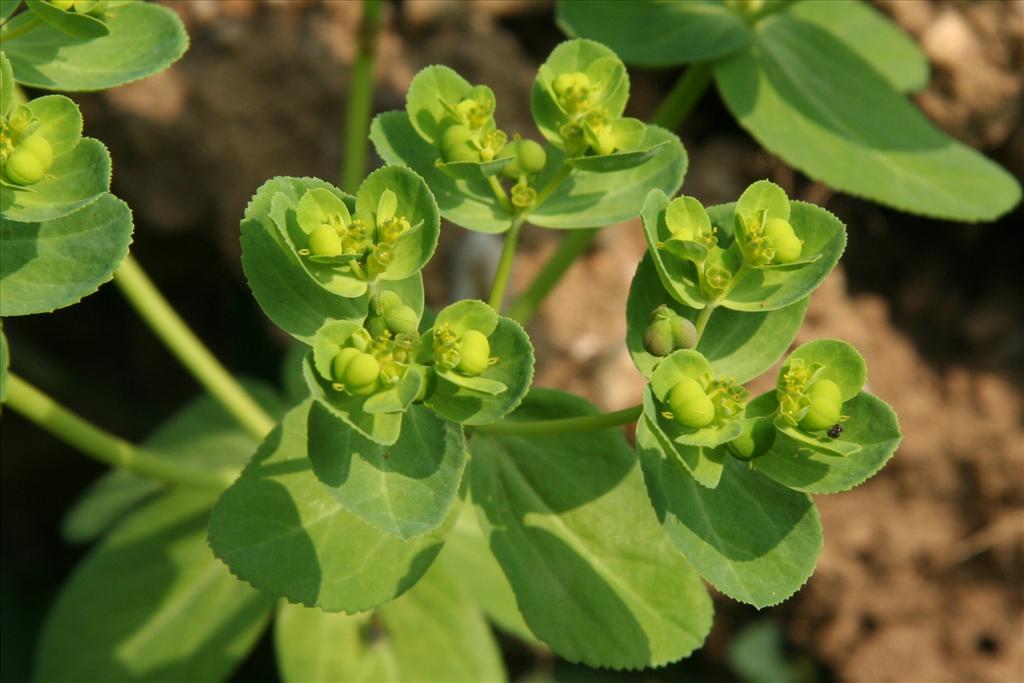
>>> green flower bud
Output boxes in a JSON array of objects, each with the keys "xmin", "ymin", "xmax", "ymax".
[
  {"xmin": 799, "ymin": 379, "xmax": 842, "ymax": 431},
  {"xmin": 764, "ymin": 218, "xmax": 802, "ymax": 264},
  {"xmin": 384, "ymin": 304, "xmax": 419, "ymax": 335},
  {"xmin": 728, "ymin": 417, "xmax": 776, "ymax": 460},
  {"xmin": 458, "ymin": 330, "xmax": 490, "ymax": 376},
  {"xmin": 341, "ymin": 351, "xmax": 381, "ymax": 395},
  {"xmin": 669, "ymin": 316, "xmax": 698, "ymax": 350},
  {"xmin": 440, "ymin": 124, "xmax": 478, "ymax": 163},
  {"xmin": 553, "ymin": 72, "xmax": 593, "ymax": 113},
  {"xmin": 516, "ymin": 139, "xmax": 547, "ymax": 174},
  {"xmin": 4, "ymin": 147, "xmax": 48, "ymax": 185},
  {"xmin": 52, "ymin": 0, "xmax": 74, "ymax": 8},
  {"xmin": 643, "ymin": 318, "xmax": 674, "ymax": 357},
  {"xmin": 309, "ymin": 224, "xmax": 343, "ymax": 257},
  {"xmin": 376, "ymin": 290, "xmax": 401, "ymax": 314},
  {"xmin": 331, "ymin": 347, "xmax": 362, "ymax": 383},
  {"xmin": 667, "ymin": 378, "xmax": 715, "ymax": 429},
  {"xmin": 20, "ymin": 134, "xmax": 54, "ymax": 169}
]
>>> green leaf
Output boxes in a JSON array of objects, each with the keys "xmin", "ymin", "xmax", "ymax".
[
  {"xmin": 471, "ymin": 389, "xmax": 713, "ymax": 669},
  {"xmin": 751, "ymin": 390, "xmax": 901, "ymax": 494},
  {"xmin": 626, "ymin": 253, "xmax": 807, "ymax": 382},
  {"xmin": 208, "ymin": 400, "xmax": 459, "ymax": 613},
  {"xmin": 640, "ymin": 189, "xmax": 705, "ymax": 308},
  {"xmin": 275, "ymin": 562, "xmax": 507, "ymax": 683},
  {"xmin": 370, "ymin": 111, "xmax": 513, "ymax": 233},
  {"xmin": 564, "ymin": 136, "xmax": 669, "ymax": 174},
  {"xmin": 36, "ymin": 490, "xmax": 274, "ymax": 683},
  {"xmin": 637, "ymin": 422, "xmax": 823, "ymax": 608},
  {"xmin": 0, "ymin": 321, "xmax": 8, "ymax": 402},
  {"xmin": 240, "ymin": 176, "xmax": 365, "ymax": 343},
  {"xmin": 405, "ymin": 64, "xmax": 477, "ymax": 146},
  {"xmin": 435, "ymin": 502, "xmax": 539, "ymax": 644},
  {"xmin": 0, "ymin": 192, "xmax": 132, "ymax": 316},
  {"xmin": 707, "ymin": 201, "xmax": 846, "ymax": 312},
  {"xmin": 530, "ymin": 126, "xmax": 687, "ymax": 229},
  {"xmin": 1, "ymin": 137, "xmax": 110, "ymax": 222},
  {"xmin": 787, "ymin": 0, "xmax": 928, "ymax": 93},
  {"xmin": 642, "ymin": 414, "xmax": 726, "ymax": 490},
  {"xmin": 781, "ymin": 338, "xmax": 867, "ymax": 400},
  {"xmin": 61, "ymin": 381, "xmax": 283, "ymax": 544},
  {"xmin": 308, "ymin": 402, "xmax": 467, "ymax": 540},
  {"xmin": 556, "ymin": 0, "xmax": 752, "ymax": 66},
  {"xmin": 25, "ymin": 0, "xmax": 109, "ymax": 40},
  {"xmin": 0, "ymin": 52, "xmax": 14, "ymax": 116},
  {"xmin": 4, "ymin": 1, "xmax": 188, "ymax": 91},
  {"xmin": 531, "ymin": 39, "xmax": 630, "ymax": 150},
  {"xmin": 714, "ymin": 13, "xmax": 1021, "ymax": 221},
  {"xmin": 1, "ymin": 1, "xmax": 20, "ymax": 23},
  {"xmin": 427, "ymin": 316, "xmax": 534, "ymax": 426},
  {"xmin": 354, "ymin": 165, "xmax": 441, "ymax": 281}
]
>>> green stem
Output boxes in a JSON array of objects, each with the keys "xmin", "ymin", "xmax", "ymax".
[
  {"xmin": 650, "ymin": 62, "xmax": 713, "ymax": 130},
  {"xmin": 694, "ymin": 303, "xmax": 715, "ymax": 342},
  {"xmin": 113, "ymin": 255, "xmax": 276, "ymax": 440},
  {"xmin": 487, "ymin": 215, "xmax": 526, "ymax": 311},
  {"xmin": 341, "ymin": 0, "xmax": 383, "ymax": 191},
  {"xmin": 506, "ymin": 228, "xmax": 600, "ymax": 324},
  {"xmin": 5, "ymin": 375, "xmax": 236, "ymax": 491},
  {"xmin": 0, "ymin": 16, "xmax": 41, "ymax": 41},
  {"xmin": 473, "ymin": 403, "xmax": 642, "ymax": 437},
  {"xmin": 487, "ymin": 175, "xmax": 512, "ymax": 213}
]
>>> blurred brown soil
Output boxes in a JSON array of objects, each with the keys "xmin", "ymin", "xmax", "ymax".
[{"xmin": 84, "ymin": 1, "xmax": 1024, "ymax": 680}]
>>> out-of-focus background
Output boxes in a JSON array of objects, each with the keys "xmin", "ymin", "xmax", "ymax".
[{"xmin": 2, "ymin": 1, "xmax": 1022, "ymax": 681}]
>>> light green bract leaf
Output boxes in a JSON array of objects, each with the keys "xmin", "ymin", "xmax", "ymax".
[
  {"xmin": 637, "ymin": 422, "xmax": 822, "ymax": 608},
  {"xmin": 208, "ymin": 400, "xmax": 460, "ymax": 613},
  {"xmin": 1, "ymin": 137, "xmax": 110, "ymax": 222},
  {"xmin": 0, "ymin": 192, "xmax": 132, "ymax": 316},
  {"xmin": 787, "ymin": 0, "xmax": 928, "ymax": 93},
  {"xmin": 626, "ymin": 253, "xmax": 807, "ymax": 382},
  {"xmin": 435, "ymin": 502, "xmax": 539, "ymax": 644},
  {"xmin": 240, "ymin": 176, "xmax": 365, "ymax": 343},
  {"xmin": 275, "ymin": 563, "xmax": 507, "ymax": 683},
  {"xmin": 1, "ymin": 1, "xmax": 19, "ymax": 23},
  {"xmin": 556, "ymin": 0, "xmax": 752, "ymax": 66},
  {"xmin": 0, "ymin": 52, "xmax": 14, "ymax": 117},
  {"xmin": 425, "ymin": 300, "xmax": 533, "ymax": 426},
  {"xmin": 4, "ymin": 1, "xmax": 188, "ymax": 91},
  {"xmin": 714, "ymin": 13, "xmax": 1021, "ymax": 221},
  {"xmin": 530, "ymin": 126, "xmax": 686, "ymax": 229},
  {"xmin": 752, "ymin": 390, "xmax": 901, "ymax": 493},
  {"xmin": 25, "ymin": 0, "xmax": 109, "ymax": 40},
  {"xmin": 61, "ymin": 381, "xmax": 283, "ymax": 544},
  {"xmin": 36, "ymin": 490, "xmax": 273, "ymax": 683},
  {"xmin": 370, "ymin": 111, "xmax": 513, "ymax": 234},
  {"xmin": 642, "ymin": 413, "xmax": 726, "ymax": 490},
  {"xmin": 307, "ymin": 401, "xmax": 467, "ymax": 540},
  {"xmin": 471, "ymin": 389, "xmax": 713, "ymax": 670},
  {"xmin": 780, "ymin": 338, "xmax": 866, "ymax": 400},
  {"xmin": 406, "ymin": 65, "xmax": 479, "ymax": 145}
]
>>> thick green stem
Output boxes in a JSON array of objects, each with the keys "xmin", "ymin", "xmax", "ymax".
[
  {"xmin": 5, "ymin": 375, "xmax": 236, "ymax": 491},
  {"xmin": 694, "ymin": 303, "xmax": 715, "ymax": 342},
  {"xmin": 650, "ymin": 62, "xmax": 713, "ymax": 131},
  {"xmin": 113, "ymin": 255, "xmax": 276, "ymax": 440},
  {"xmin": 487, "ymin": 175, "xmax": 512, "ymax": 213},
  {"xmin": 0, "ymin": 16, "xmax": 41, "ymax": 40},
  {"xmin": 506, "ymin": 228, "xmax": 600, "ymax": 324},
  {"xmin": 341, "ymin": 0, "xmax": 383, "ymax": 191},
  {"xmin": 473, "ymin": 403, "xmax": 642, "ymax": 437},
  {"xmin": 487, "ymin": 215, "xmax": 526, "ymax": 311}
]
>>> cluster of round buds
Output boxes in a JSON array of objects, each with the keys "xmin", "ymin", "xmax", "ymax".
[
  {"xmin": 1, "ymin": 108, "xmax": 54, "ymax": 186},
  {"xmin": 643, "ymin": 306, "xmax": 697, "ymax": 357},
  {"xmin": 50, "ymin": 0, "xmax": 108, "ymax": 15},
  {"xmin": 778, "ymin": 358, "xmax": 845, "ymax": 432},
  {"xmin": 738, "ymin": 212, "xmax": 802, "ymax": 267},
  {"xmin": 553, "ymin": 72, "xmax": 596, "ymax": 115},
  {"xmin": 367, "ymin": 291, "xmax": 419, "ymax": 337},
  {"xmin": 438, "ymin": 85, "xmax": 508, "ymax": 165},
  {"xmin": 662, "ymin": 375, "xmax": 746, "ymax": 430},
  {"xmin": 433, "ymin": 323, "xmax": 493, "ymax": 376},
  {"xmin": 499, "ymin": 137, "xmax": 547, "ymax": 180},
  {"xmin": 330, "ymin": 332, "xmax": 381, "ymax": 396}
]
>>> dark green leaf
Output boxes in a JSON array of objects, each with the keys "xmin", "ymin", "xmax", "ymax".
[
  {"xmin": 472, "ymin": 389, "xmax": 713, "ymax": 669},
  {"xmin": 0, "ymin": 192, "xmax": 132, "ymax": 316},
  {"xmin": 638, "ymin": 422, "xmax": 823, "ymax": 608}
]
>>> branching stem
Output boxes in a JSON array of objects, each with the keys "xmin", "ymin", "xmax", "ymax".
[
  {"xmin": 487, "ymin": 214, "xmax": 527, "ymax": 311},
  {"xmin": 341, "ymin": 0, "xmax": 383, "ymax": 191}
]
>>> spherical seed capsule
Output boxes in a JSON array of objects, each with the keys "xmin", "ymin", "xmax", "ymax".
[
  {"xmin": 799, "ymin": 379, "xmax": 842, "ymax": 431},
  {"xmin": 440, "ymin": 124, "xmax": 478, "ymax": 163},
  {"xmin": 344, "ymin": 352, "xmax": 381, "ymax": 389},
  {"xmin": 331, "ymin": 347, "xmax": 362, "ymax": 383},
  {"xmin": 20, "ymin": 134, "xmax": 54, "ymax": 169},
  {"xmin": 384, "ymin": 304, "xmax": 419, "ymax": 335},
  {"xmin": 458, "ymin": 329, "xmax": 490, "ymax": 376},
  {"xmin": 667, "ymin": 378, "xmax": 715, "ymax": 429},
  {"xmin": 4, "ymin": 148, "xmax": 47, "ymax": 185},
  {"xmin": 669, "ymin": 315, "xmax": 698, "ymax": 350},
  {"xmin": 309, "ymin": 224, "xmax": 343, "ymax": 257},
  {"xmin": 643, "ymin": 318, "xmax": 674, "ymax": 357},
  {"xmin": 729, "ymin": 417, "xmax": 776, "ymax": 460},
  {"xmin": 517, "ymin": 139, "xmax": 547, "ymax": 174},
  {"xmin": 764, "ymin": 218, "xmax": 801, "ymax": 264},
  {"xmin": 376, "ymin": 290, "xmax": 401, "ymax": 314}
]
